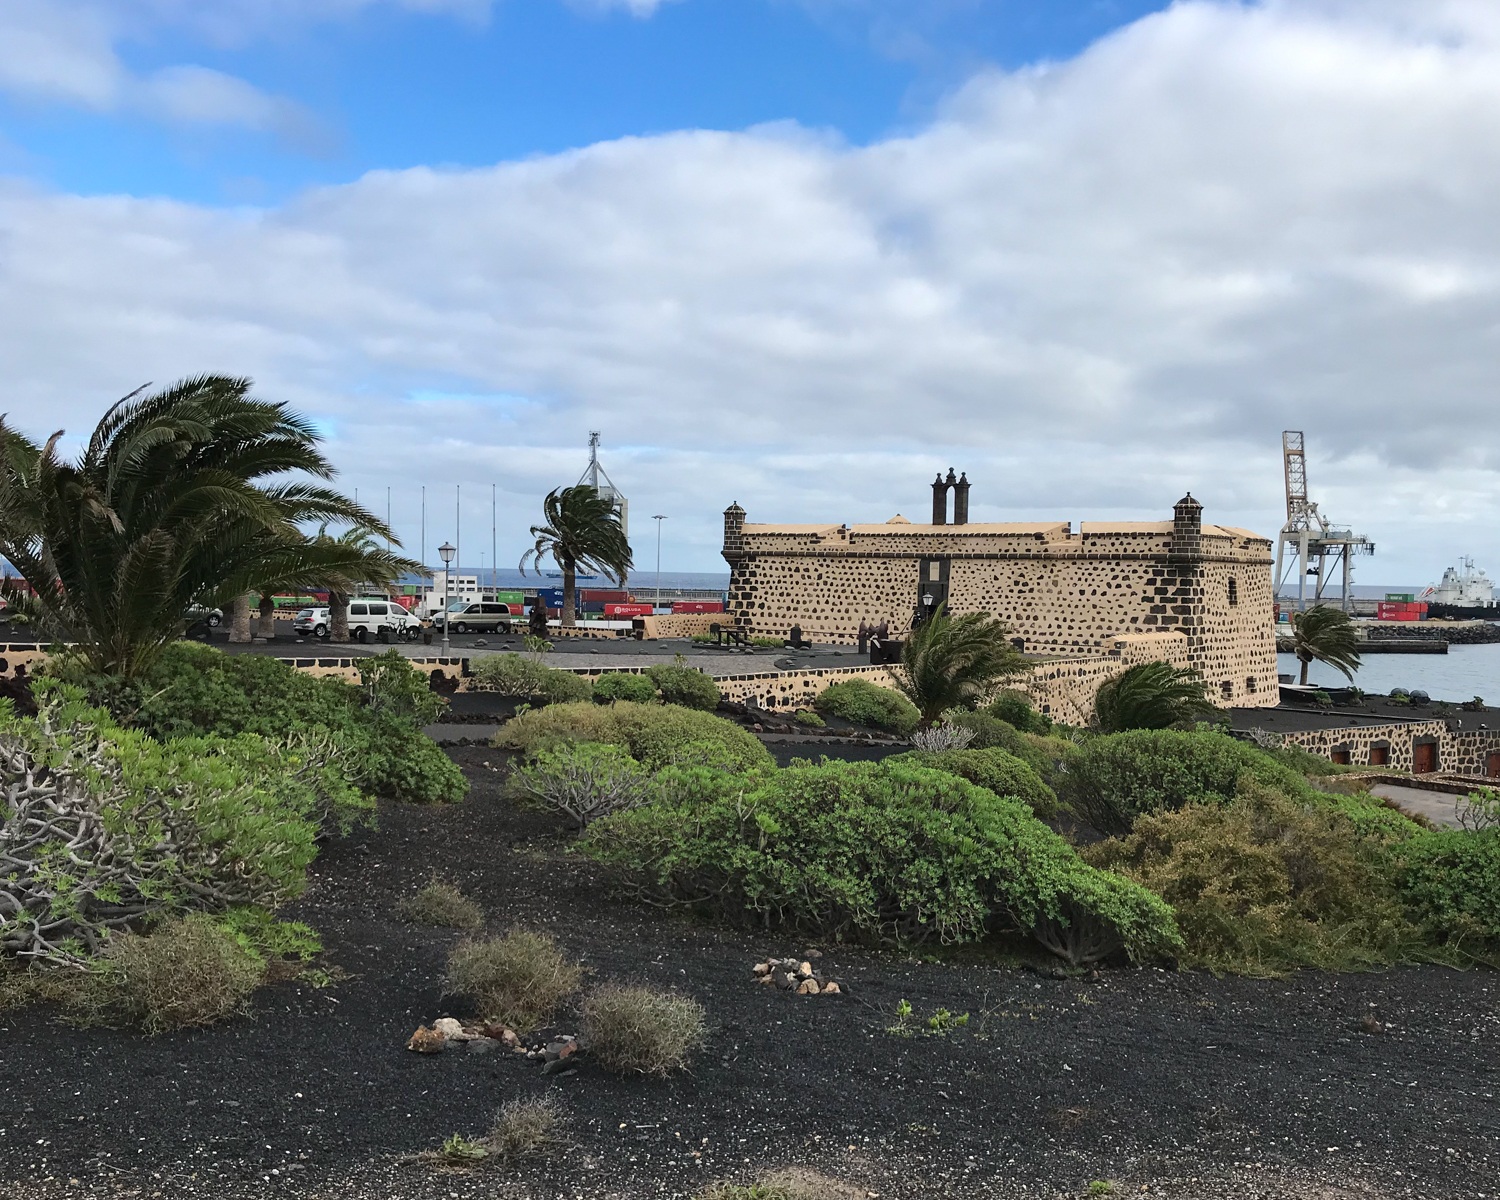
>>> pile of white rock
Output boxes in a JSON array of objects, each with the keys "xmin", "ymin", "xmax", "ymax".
[{"xmin": 753, "ymin": 956, "xmax": 842, "ymax": 996}]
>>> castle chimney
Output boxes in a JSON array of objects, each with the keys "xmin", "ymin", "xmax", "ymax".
[
  {"xmin": 931, "ymin": 473, "xmax": 949, "ymax": 525},
  {"xmin": 953, "ymin": 472, "xmax": 970, "ymax": 525}
]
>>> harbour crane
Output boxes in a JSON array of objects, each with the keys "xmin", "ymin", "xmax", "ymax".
[
  {"xmin": 578, "ymin": 431, "xmax": 629, "ymax": 537},
  {"xmin": 1274, "ymin": 431, "xmax": 1373, "ymax": 613}
]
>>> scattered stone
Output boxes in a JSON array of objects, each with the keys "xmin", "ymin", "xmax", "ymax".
[
  {"xmin": 1360, "ymin": 1012, "xmax": 1385, "ymax": 1035},
  {"xmin": 754, "ymin": 954, "xmax": 843, "ymax": 997},
  {"xmin": 406, "ymin": 1025, "xmax": 446, "ymax": 1054},
  {"xmin": 466, "ymin": 1037, "xmax": 497, "ymax": 1055},
  {"xmin": 752, "ymin": 723, "xmax": 764, "ymax": 732},
  {"xmin": 434, "ymin": 1017, "xmax": 477, "ymax": 1042}
]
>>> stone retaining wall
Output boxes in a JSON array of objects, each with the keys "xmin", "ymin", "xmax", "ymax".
[{"xmin": 634, "ymin": 613, "xmax": 722, "ymax": 639}]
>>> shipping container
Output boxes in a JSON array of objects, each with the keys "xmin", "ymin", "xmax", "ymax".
[
  {"xmin": 671, "ymin": 600, "xmax": 725, "ymax": 614},
  {"xmin": 580, "ymin": 589, "xmax": 630, "ymax": 603},
  {"xmin": 606, "ymin": 603, "xmax": 655, "ymax": 617},
  {"xmin": 1385, "ymin": 593, "xmax": 1416, "ymax": 603},
  {"xmin": 1376, "ymin": 601, "xmax": 1428, "ymax": 621}
]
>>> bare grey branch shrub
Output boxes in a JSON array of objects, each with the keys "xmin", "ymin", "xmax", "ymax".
[
  {"xmin": 908, "ymin": 723, "xmax": 977, "ymax": 752},
  {"xmin": 508, "ymin": 743, "xmax": 651, "ymax": 829}
]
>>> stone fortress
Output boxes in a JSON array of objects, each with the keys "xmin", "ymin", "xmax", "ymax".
[{"xmin": 722, "ymin": 471, "xmax": 1281, "ymax": 718}]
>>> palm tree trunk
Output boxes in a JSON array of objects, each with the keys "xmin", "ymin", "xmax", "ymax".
[
  {"xmin": 562, "ymin": 561, "xmax": 577, "ymax": 628},
  {"xmin": 330, "ymin": 591, "xmax": 350, "ymax": 642},
  {"xmin": 228, "ymin": 593, "xmax": 253, "ymax": 643},
  {"xmin": 1299, "ymin": 654, "xmax": 1310, "ymax": 686},
  {"xmin": 256, "ymin": 592, "xmax": 277, "ymax": 640}
]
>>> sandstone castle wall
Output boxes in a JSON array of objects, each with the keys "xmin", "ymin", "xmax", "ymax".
[{"xmin": 721, "ymin": 487, "xmax": 1279, "ymax": 712}]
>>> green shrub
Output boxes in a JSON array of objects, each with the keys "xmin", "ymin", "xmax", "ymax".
[
  {"xmin": 646, "ymin": 663, "xmax": 722, "ymax": 711},
  {"xmin": 592, "ymin": 672, "xmax": 659, "ymax": 705},
  {"xmin": 444, "ymin": 930, "xmax": 584, "ymax": 1032},
  {"xmin": 1084, "ymin": 781, "xmax": 1428, "ymax": 974},
  {"xmin": 582, "ymin": 759, "xmax": 1179, "ymax": 964},
  {"xmin": 398, "ymin": 880, "xmax": 484, "ymax": 929},
  {"xmin": 89, "ymin": 915, "xmax": 265, "ymax": 1032},
  {"xmin": 508, "ymin": 742, "xmax": 652, "ymax": 829},
  {"xmin": 121, "ymin": 643, "xmax": 464, "ymax": 805},
  {"xmin": 793, "ymin": 709, "xmax": 825, "ymax": 728},
  {"xmin": 470, "ymin": 654, "xmax": 592, "ymax": 704},
  {"xmin": 814, "ymin": 679, "xmax": 919, "ymax": 734},
  {"xmin": 987, "ymin": 690, "xmax": 1051, "ymax": 734},
  {"xmin": 1396, "ymin": 830, "xmax": 1500, "ymax": 947},
  {"xmin": 1, "ymin": 686, "xmax": 326, "ymax": 966},
  {"xmin": 496, "ymin": 702, "xmax": 773, "ymax": 774},
  {"xmin": 581, "ymin": 984, "xmax": 707, "ymax": 1075},
  {"xmin": 1060, "ymin": 729, "xmax": 1315, "ymax": 836},
  {"xmin": 892, "ymin": 747, "xmax": 1058, "ymax": 820}
]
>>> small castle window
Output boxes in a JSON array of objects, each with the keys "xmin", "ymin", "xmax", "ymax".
[
  {"xmin": 1228, "ymin": 578, "xmax": 1239, "ymax": 606},
  {"xmin": 1220, "ymin": 680, "xmax": 1233, "ymax": 700},
  {"xmin": 1246, "ymin": 676, "xmax": 1257, "ymax": 693}
]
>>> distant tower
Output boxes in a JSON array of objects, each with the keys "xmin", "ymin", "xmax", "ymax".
[
  {"xmin": 953, "ymin": 472, "xmax": 970, "ymax": 525},
  {"xmin": 579, "ymin": 431, "xmax": 628, "ymax": 538},
  {"xmin": 931, "ymin": 473, "xmax": 949, "ymax": 525},
  {"xmin": 723, "ymin": 501, "xmax": 746, "ymax": 559},
  {"xmin": 1170, "ymin": 492, "xmax": 1203, "ymax": 563}
]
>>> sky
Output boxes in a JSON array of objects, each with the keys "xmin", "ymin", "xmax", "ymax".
[{"xmin": 2, "ymin": 0, "xmax": 1498, "ymax": 583}]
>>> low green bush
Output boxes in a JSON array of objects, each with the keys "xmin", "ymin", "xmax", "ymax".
[
  {"xmin": 891, "ymin": 747, "xmax": 1058, "ymax": 820},
  {"xmin": 793, "ymin": 709, "xmax": 825, "ymax": 728},
  {"xmin": 813, "ymin": 679, "xmax": 919, "ymax": 735},
  {"xmin": 508, "ymin": 742, "xmax": 652, "ymax": 829},
  {"xmin": 118, "ymin": 643, "xmax": 465, "ymax": 805},
  {"xmin": 1396, "ymin": 829, "xmax": 1500, "ymax": 947},
  {"xmin": 496, "ymin": 702, "xmax": 773, "ymax": 774},
  {"xmin": 445, "ymin": 930, "xmax": 584, "ymax": 1032},
  {"xmin": 1060, "ymin": 728, "xmax": 1315, "ymax": 836},
  {"xmin": 1085, "ymin": 781, "xmax": 1433, "ymax": 974},
  {"xmin": 646, "ymin": 663, "xmax": 722, "ymax": 711},
  {"xmin": 592, "ymin": 672, "xmax": 659, "ymax": 705},
  {"xmin": 469, "ymin": 654, "xmax": 592, "ymax": 704},
  {"xmin": 581, "ymin": 983, "xmax": 707, "ymax": 1075},
  {"xmin": 1, "ymin": 686, "xmax": 327, "ymax": 966},
  {"xmin": 987, "ymin": 690, "xmax": 1051, "ymax": 734},
  {"xmin": 582, "ymin": 759, "xmax": 1179, "ymax": 964}
]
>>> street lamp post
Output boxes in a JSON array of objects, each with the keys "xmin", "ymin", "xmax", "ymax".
[
  {"xmin": 438, "ymin": 542, "xmax": 455, "ymax": 658},
  {"xmin": 652, "ymin": 515, "xmax": 667, "ymax": 612}
]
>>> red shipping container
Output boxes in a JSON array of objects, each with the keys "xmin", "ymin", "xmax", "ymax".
[
  {"xmin": 605, "ymin": 603, "xmax": 654, "ymax": 617},
  {"xmin": 671, "ymin": 601, "xmax": 725, "ymax": 614}
]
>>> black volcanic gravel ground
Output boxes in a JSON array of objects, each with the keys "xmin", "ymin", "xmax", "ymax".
[{"xmin": 3, "ymin": 745, "xmax": 1499, "ymax": 1200}]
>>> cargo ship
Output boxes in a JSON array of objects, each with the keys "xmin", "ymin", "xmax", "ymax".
[{"xmin": 1420, "ymin": 557, "xmax": 1498, "ymax": 619}]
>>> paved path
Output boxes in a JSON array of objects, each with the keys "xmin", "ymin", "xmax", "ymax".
[{"xmin": 1369, "ymin": 782, "xmax": 1466, "ymax": 828}]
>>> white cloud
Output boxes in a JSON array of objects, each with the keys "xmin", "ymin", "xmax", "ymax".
[{"xmin": 3, "ymin": 0, "xmax": 1500, "ymax": 580}]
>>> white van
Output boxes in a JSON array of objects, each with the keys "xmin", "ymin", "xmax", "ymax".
[{"xmin": 293, "ymin": 601, "xmax": 420, "ymax": 643}]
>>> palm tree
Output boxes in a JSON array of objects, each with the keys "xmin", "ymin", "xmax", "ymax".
[
  {"xmin": 0, "ymin": 376, "xmax": 389, "ymax": 679},
  {"xmin": 304, "ymin": 524, "xmax": 420, "ymax": 643},
  {"xmin": 1291, "ymin": 603, "xmax": 1362, "ymax": 686},
  {"xmin": 894, "ymin": 603, "xmax": 1030, "ymax": 727},
  {"xmin": 519, "ymin": 485, "xmax": 632, "ymax": 628},
  {"xmin": 1092, "ymin": 661, "xmax": 1214, "ymax": 733}
]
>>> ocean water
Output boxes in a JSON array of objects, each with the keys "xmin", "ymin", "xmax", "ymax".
[{"xmin": 1277, "ymin": 645, "xmax": 1500, "ymax": 703}]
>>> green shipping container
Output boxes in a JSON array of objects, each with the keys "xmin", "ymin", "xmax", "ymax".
[{"xmin": 1385, "ymin": 593, "xmax": 1416, "ymax": 602}]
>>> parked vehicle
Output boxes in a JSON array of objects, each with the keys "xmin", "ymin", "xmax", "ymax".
[
  {"xmin": 431, "ymin": 600, "xmax": 516, "ymax": 634},
  {"xmin": 185, "ymin": 604, "xmax": 223, "ymax": 627},
  {"xmin": 292, "ymin": 607, "xmax": 331, "ymax": 638},
  {"xmin": 294, "ymin": 601, "xmax": 421, "ymax": 642}
]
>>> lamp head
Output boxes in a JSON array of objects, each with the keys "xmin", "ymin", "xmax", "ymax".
[{"xmin": 438, "ymin": 541, "xmax": 455, "ymax": 566}]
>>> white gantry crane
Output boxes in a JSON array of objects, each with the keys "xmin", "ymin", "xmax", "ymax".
[
  {"xmin": 579, "ymin": 431, "xmax": 629, "ymax": 538},
  {"xmin": 1274, "ymin": 431, "xmax": 1373, "ymax": 613}
]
